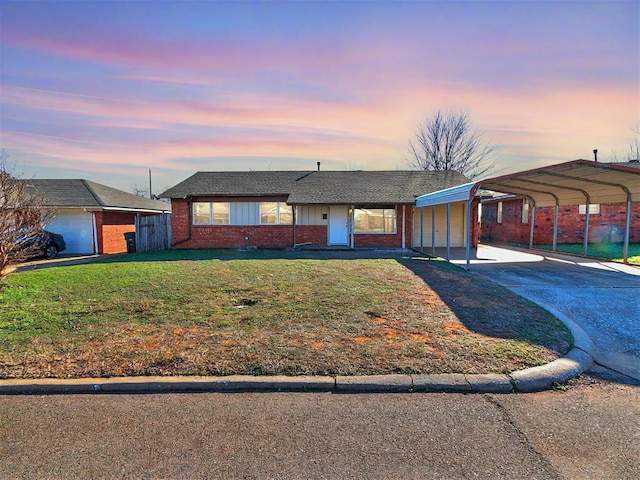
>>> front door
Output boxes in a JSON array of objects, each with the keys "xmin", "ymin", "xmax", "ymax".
[{"xmin": 328, "ymin": 205, "xmax": 349, "ymax": 245}]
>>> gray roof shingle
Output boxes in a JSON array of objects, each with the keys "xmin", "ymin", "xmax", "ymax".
[
  {"xmin": 161, "ymin": 170, "xmax": 470, "ymax": 204},
  {"xmin": 161, "ymin": 171, "xmax": 313, "ymax": 198},
  {"xmin": 25, "ymin": 179, "xmax": 171, "ymax": 212}
]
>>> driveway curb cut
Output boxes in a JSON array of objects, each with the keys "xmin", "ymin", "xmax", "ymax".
[{"xmin": 0, "ymin": 349, "xmax": 592, "ymax": 395}]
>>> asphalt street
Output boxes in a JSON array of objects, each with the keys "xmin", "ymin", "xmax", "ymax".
[{"xmin": 0, "ymin": 368, "xmax": 637, "ymax": 480}]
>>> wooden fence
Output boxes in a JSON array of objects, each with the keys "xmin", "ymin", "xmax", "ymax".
[{"xmin": 134, "ymin": 213, "xmax": 171, "ymax": 252}]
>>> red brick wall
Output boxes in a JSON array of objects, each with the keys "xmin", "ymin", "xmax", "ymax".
[
  {"xmin": 186, "ymin": 225, "xmax": 295, "ymax": 249},
  {"xmin": 171, "ymin": 200, "xmax": 192, "ymax": 247},
  {"xmin": 295, "ymin": 226, "xmax": 327, "ymax": 246},
  {"xmin": 95, "ymin": 211, "xmax": 136, "ymax": 254},
  {"xmin": 482, "ymin": 199, "xmax": 640, "ymax": 244}
]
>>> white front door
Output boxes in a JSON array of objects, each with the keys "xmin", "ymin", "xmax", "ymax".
[{"xmin": 328, "ymin": 205, "xmax": 349, "ymax": 245}]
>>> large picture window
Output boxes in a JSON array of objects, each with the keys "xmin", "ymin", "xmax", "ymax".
[
  {"xmin": 260, "ymin": 202, "xmax": 293, "ymax": 225},
  {"xmin": 193, "ymin": 202, "xmax": 230, "ymax": 225},
  {"xmin": 354, "ymin": 207, "xmax": 396, "ymax": 233}
]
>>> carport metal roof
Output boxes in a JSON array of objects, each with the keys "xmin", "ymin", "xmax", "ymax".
[{"xmin": 415, "ymin": 160, "xmax": 640, "ymax": 268}]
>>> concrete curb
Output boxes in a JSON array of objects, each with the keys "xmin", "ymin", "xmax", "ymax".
[
  {"xmin": 0, "ymin": 349, "xmax": 593, "ymax": 395},
  {"xmin": 509, "ymin": 348, "xmax": 593, "ymax": 393}
]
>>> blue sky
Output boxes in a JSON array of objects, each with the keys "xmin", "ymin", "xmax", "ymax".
[{"xmin": 1, "ymin": 0, "xmax": 638, "ymax": 193}]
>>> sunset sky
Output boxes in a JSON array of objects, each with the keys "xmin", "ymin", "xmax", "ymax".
[{"xmin": 1, "ymin": 0, "xmax": 638, "ymax": 194}]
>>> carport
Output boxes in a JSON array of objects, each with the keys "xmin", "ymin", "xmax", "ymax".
[{"xmin": 415, "ymin": 160, "xmax": 640, "ymax": 270}]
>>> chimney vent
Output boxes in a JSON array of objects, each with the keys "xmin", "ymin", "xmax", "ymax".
[
  {"xmin": 593, "ymin": 149, "xmax": 598, "ymax": 162},
  {"xmin": 317, "ymin": 161, "xmax": 321, "ymax": 171}
]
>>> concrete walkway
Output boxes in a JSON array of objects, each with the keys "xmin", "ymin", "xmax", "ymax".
[{"xmin": 442, "ymin": 244, "xmax": 640, "ymax": 380}]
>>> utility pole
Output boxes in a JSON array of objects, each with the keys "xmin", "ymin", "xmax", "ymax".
[{"xmin": 148, "ymin": 168, "xmax": 152, "ymax": 199}]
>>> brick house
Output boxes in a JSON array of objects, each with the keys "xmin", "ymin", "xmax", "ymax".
[
  {"xmin": 28, "ymin": 179, "xmax": 171, "ymax": 254},
  {"xmin": 161, "ymin": 170, "xmax": 471, "ymax": 250},
  {"xmin": 481, "ymin": 196, "xmax": 640, "ymax": 245}
]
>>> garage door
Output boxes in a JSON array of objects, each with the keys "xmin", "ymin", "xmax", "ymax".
[{"xmin": 46, "ymin": 211, "xmax": 95, "ymax": 254}]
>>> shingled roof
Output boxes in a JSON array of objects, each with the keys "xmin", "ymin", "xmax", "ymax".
[
  {"xmin": 161, "ymin": 170, "xmax": 469, "ymax": 204},
  {"xmin": 26, "ymin": 179, "xmax": 171, "ymax": 212}
]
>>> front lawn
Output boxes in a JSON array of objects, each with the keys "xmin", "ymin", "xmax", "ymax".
[
  {"xmin": 535, "ymin": 242, "xmax": 640, "ymax": 265},
  {"xmin": 0, "ymin": 250, "xmax": 572, "ymax": 379}
]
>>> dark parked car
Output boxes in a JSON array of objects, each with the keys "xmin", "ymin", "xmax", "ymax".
[{"xmin": 16, "ymin": 230, "xmax": 67, "ymax": 260}]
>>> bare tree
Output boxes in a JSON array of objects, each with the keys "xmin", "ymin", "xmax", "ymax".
[
  {"xmin": 628, "ymin": 126, "xmax": 640, "ymax": 161},
  {"xmin": 0, "ymin": 151, "xmax": 54, "ymax": 280},
  {"xmin": 605, "ymin": 125, "xmax": 640, "ymax": 163},
  {"xmin": 407, "ymin": 111, "xmax": 496, "ymax": 179}
]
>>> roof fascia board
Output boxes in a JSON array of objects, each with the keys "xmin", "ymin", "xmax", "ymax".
[
  {"xmin": 102, "ymin": 206, "xmax": 171, "ymax": 213},
  {"xmin": 415, "ymin": 182, "xmax": 477, "ymax": 208}
]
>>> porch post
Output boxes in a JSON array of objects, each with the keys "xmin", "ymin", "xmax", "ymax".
[
  {"xmin": 350, "ymin": 205, "xmax": 355, "ymax": 249},
  {"xmin": 529, "ymin": 205, "xmax": 536, "ymax": 249},
  {"xmin": 431, "ymin": 206, "xmax": 436, "ymax": 256},
  {"xmin": 292, "ymin": 205, "xmax": 297, "ymax": 247},
  {"xmin": 402, "ymin": 205, "xmax": 406, "ymax": 250},
  {"xmin": 420, "ymin": 207, "xmax": 424, "ymax": 252},
  {"xmin": 446, "ymin": 202, "xmax": 451, "ymax": 261}
]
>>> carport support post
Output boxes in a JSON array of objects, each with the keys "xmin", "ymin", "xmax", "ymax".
[
  {"xmin": 553, "ymin": 204, "xmax": 559, "ymax": 252},
  {"xmin": 624, "ymin": 200, "xmax": 631, "ymax": 262},
  {"xmin": 465, "ymin": 199, "xmax": 472, "ymax": 271},
  {"xmin": 446, "ymin": 203, "xmax": 451, "ymax": 261},
  {"xmin": 529, "ymin": 205, "xmax": 536, "ymax": 249},
  {"xmin": 583, "ymin": 201, "xmax": 590, "ymax": 256}
]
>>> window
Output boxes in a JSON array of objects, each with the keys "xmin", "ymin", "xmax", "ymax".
[
  {"xmin": 354, "ymin": 207, "xmax": 396, "ymax": 233},
  {"xmin": 579, "ymin": 204, "xmax": 600, "ymax": 215},
  {"xmin": 260, "ymin": 202, "xmax": 293, "ymax": 225},
  {"xmin": 521, "ymin": 200, "xmax": 529, "ymax": 224},
  {"xmin": 497, "ymin": 202, "xmax": 503, "ymax": 224},
  {"xmin": 193, "ymin": 202, "xmax": 230, "ymax": 225}
]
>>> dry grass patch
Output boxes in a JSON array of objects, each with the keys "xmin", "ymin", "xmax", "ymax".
[{"xmin": 0, "ymin": 251, "xmax": 572, "ymax": 378}]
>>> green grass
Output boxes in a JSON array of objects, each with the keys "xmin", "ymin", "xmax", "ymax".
[
  {"xmin": 0, "ymin": 250, "xmax": 572, "ymax": 379},
  {"xmin": 534, "ymin": 242, "xmax": 640, "ymax": 264}
]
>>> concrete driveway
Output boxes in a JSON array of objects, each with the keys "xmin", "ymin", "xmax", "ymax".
[{"xmin": 443, "ymin": 244, "xmax": 640, "ymax": 379}]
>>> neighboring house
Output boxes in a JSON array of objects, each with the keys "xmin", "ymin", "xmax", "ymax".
[
  {"xmin": 161, "ymin": 170, "xmax": 472, "ymax": 250},
  {"xmin": 481, "ymin": 196, "xmax": 640, "ymax": 245},
  {"xmin": 481, "ymin": 161, "xmax": 640, "ymax": 245},
  {"xmin": 26, "ymin": 179, "xmax": 171, "ymax": 254}
]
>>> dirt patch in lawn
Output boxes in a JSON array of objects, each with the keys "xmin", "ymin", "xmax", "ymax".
[{"xmin": 0, "ymin": 251, "xmax": 572, "ymax": 379}]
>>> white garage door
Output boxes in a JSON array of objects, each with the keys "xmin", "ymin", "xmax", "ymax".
[{"xmin": 46, "ymin": 211, "xmax": 95, "ymax": 254}]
